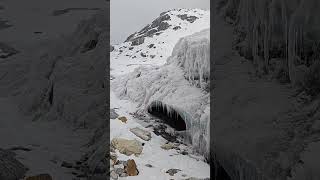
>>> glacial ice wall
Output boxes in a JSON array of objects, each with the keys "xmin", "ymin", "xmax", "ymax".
[
  {"xmin": 168, "ymin": 29, "xmax": 210, "ymax": 90},
  {"xmin": 217, "ymin": 0, "xmax": 320, "ymax": 83},
  {"xmin": 112, "ymin": 29, "xmax": 210, "ymax": 158}
]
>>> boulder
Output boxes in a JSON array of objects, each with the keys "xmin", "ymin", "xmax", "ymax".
[
  {"xmin": 111, "ymin": 138, "xmax": 143, "ymax": 156},
  {"xmin": 125, "ymin": 159, "xmax": 138, "ymax": 176},
  {"xmin": 130, "ymin": 127, "xmax": 151, "ymax": 141}
]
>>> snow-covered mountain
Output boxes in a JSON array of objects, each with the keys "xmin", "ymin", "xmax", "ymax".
[{"xmin": 111, "ymin": 8, "xmax": 210, "ymax": 75}]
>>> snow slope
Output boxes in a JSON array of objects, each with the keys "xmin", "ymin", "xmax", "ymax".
[{"xmin": 111, "ymin": 8, "xmax": 210, "ymax": 76}]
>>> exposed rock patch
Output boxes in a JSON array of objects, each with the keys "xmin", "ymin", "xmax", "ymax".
[
  {"xmin": 177, "ymin": 14, "xmax": 198, "ymax": 23},
  {"xmin": 130, "ymin": 127, "xmax": 151, "ymax": 141},
  {"xmin": 111, "ymin": 138, "xmax": 143, "ymax": 156}
]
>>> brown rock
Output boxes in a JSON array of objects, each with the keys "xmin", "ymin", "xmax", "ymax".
[
  {"xmin": 118, "ymin": 116, "xmax": 127, "ymax": 123},
  {"xmin": 25, "ymin": 174, "xmax": 52, "ymax": 180},
  {"xmin": 125, "ymin": 159, "xmax": 139, "ymax": 176}
]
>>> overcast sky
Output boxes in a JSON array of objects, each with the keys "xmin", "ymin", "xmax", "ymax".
[{"xmin": 110, "ymin": 0, "xmax": 210, "ymax": 44}]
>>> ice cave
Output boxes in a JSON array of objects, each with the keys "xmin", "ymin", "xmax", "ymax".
[{"xmin": 147, "ymin": 101, "xmax": 187, "ymax": 131}]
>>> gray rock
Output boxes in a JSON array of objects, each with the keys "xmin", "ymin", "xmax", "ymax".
[
  {"xmin": 145, "ymin": 164, "xmax": 153, "ymax": 168},
  {"xmin": 130, "ymin": 127, "xmax": 151, "ymax": 141},
  {"xmin": 110, "ymin": 108, "xmax": 119, "ymax": 119},
  {"xmin": 177, "ymin": 14, "xmax": 198, "ymax": 23},
  {"xmin": 166, "ymin": 168, "xmax": 181, "ymax": 176},
  {"xmin": 115, "ymin": 168, "xmax": 124, "ymax": 175},
  {"xmin": 110, "ymin": 170, "xmax": 118, "ymax": 180}
]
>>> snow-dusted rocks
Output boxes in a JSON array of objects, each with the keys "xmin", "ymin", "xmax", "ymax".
[
  {"xmin": 111, "ymin": 138, "xmax": 143, "ymax": 156},
  {"xmin": 130, "ymin": 127, "xmax": 152, "ymax": 141}
]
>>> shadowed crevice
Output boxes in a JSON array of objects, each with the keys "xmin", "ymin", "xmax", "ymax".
[{"xmin": 147, "ymin": 101, "xmax": 186, "ymax": 131}]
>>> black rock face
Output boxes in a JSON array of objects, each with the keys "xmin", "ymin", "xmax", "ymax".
[
  {"xmin": 177, "ymin": 14, "xmax": 198, "ymax": 23},
  {"xmin": 125, "ymin": 12, "xmax": 172, "ymax": 45}
]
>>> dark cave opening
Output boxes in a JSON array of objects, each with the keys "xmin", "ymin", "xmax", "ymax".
[{"xmin": 147, "ymin": 101, "xmax": 186, "ymax": 131}]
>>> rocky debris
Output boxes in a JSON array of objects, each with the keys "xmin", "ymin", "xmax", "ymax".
[
  {"xmin": 124, "ymin": 12, "xmax": 171, "ymax": 46},
  {"xmin": 131, "ymin": 36, "xmax": 145, "ymax": 46},
  {"xmin": 148, "ymin": 44, "xmax": 155, "ymax": 48},
  {"xmin": 130, "ymin": 127, "xmax": 151, "ymax": 141},
  {"xmin": 25, "ymin": 174, "xmax": 53, "ymax": 180},
  {"xmin": 173, "ymin": 26, "xmax": 182, "ymax": 30},
  {"xmin": 166, "ymin": 168, "xmax": 181, "ymax": 176},
  {"xmin": 150, "ymin": 55, "xmax": 156, "ymax": 59},
  {"xmin": 110, "ymin": 170, "xmax": 118, "ymax": 180},
  {"xmin": 153, "ymin": 124, "xmax": 177, "ymax": 142},
  {"xmin": 140, "ymin": 52, "xmax": 147, "ymax": 57},
  {"xmin": 177, "ymin": 14, "xmax": 198, "ymax": 23},
  {"xmin": 111, "ymin": 138, "xmax": 143, "ymax": 156},
  {"xmin": 117, "ymin": 116, "xmax": 127, "ymax": 123},
  {"xmin": 0, "ymin": 149, "xmax": 27, "ymax": 180},
  {"xmin": 161, "ymin": 142, "xmax": 175, "ymax": 150},
  {"xmin": 125, "ymin": 159, "xmax": 139, "ymax": 176},
  {"xmin": 110, "ymin": 45, "xmax": 114, "ymax": 52},
  {"xmin": 110, "ymin": 109, "xmax": 119, "ymax": 119},
  {"xmin": 110, "ymin": 153, "xmax": 117, "ymax": 165},
  {"xmin": 61, "ymin": 161, "xmax": 73, "ymax": 168}
]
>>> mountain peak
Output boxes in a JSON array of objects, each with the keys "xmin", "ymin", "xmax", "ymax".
[{"xmin": 111, "ymin": 8, "xmax": 209, "ymax": 75}]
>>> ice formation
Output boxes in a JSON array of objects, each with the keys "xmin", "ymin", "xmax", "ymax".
[
  {"xmin": 218, "ymin": 0, "xmax": 320, "ymax": 83},
  {"xmin": 112, "ymin": 28, "xmax": 210, "ymax": 159}
]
